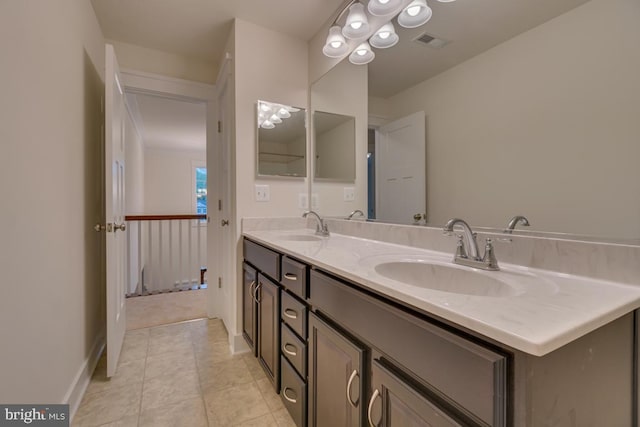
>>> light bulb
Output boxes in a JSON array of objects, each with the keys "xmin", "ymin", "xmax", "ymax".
[
  {"xmin": 262, "ymin": 120, "xmax": 274, "ymax": 129},
  {"xmin": 330, "ymin": 41, "xmax": 342, "ymax": 48},
  {"xmin": 379, "ymin": 0, "xmax": 389, "ymax": 3},
  {"xmin": 407, "ymin": 5, "xmax": 421, "ymax": 16},
  {"xmin": 379, "ymin": 31, "xmax": 390, "ymax": 39},
  {"xmin": 356, "ymin": 48, "xmax": 367, "ymax": 56},
  {"xmin": 270, "ymin": 115, "xmax": 282, "ymax": 124},
  {"xmin": 260, "ymin": 103, "xmax": 270, "ymax": 112},
  {"xmin": 277, "ymin": 108, "xmax": 291, "ymax": 118}
]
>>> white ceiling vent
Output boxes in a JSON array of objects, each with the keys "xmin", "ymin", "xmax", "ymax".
[{"xmin": 414, "ymin": 33, "xmax": 450, "ymax": 49}]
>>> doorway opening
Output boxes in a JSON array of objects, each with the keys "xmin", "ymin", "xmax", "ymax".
[{"xmin": 122, "ymin": 90, "xmax": 209, "ymax": 329}]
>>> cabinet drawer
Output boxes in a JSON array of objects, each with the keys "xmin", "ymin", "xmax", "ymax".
[
  {"xmin": 310, "ymin": 270, "xmax": 507, "ymax": 427},
  {"xmin": 281, "ymin": 290, "xmax": 307, "ymax": 339},
  {"xmin": 281, "ymin": 322, "xmax": 307, "ymax": 378},
  {"xmin": 244, "ymin": 239, "xmax": 280, "ymax": 281},
  {"xmin": 281, "ymin": 356, "xmax": 307, "ymax": 427},
  {"xmin": 281, "ymin": 256, "xmax": 308, "ymax": 299}
]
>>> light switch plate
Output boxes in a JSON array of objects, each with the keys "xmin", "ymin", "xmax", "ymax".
[
  {"xmin": 344, "ymin": 187, "xmax": 355, "ymax": 202},
  {"xmin": 255, "ymin": 184, "xmax": 270, "ymax": 202},
  {"xmin": 298, "ymin": 193, "xmax": 308, "ymax": 209}
]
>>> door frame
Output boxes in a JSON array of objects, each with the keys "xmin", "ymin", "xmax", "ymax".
[{"xmin": 119, "ymin": 68, "xmax": 220, "ymax": 319}]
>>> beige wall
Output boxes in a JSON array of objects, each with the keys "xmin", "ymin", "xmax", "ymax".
[
  {"xmin": 125, "ymin": 109, "xmax": 145, "ymax": 215},
  {"xmin": 378, "ymin": 0, "xmax": 640, "ymax": 238},
  {"xmin": 109, "ymin": 40, "xmax": 217, "ymax": 85},
  {"xmin": 144, "ymin": 148, "xmax": 206, "ymax": 214},
  {"xmin": 0, "ymin": 0, "xmax": 106, "ymax": 410},
  {"xmin": 229, "ymin": 19, "xmax": 309, "ymax": 346}
]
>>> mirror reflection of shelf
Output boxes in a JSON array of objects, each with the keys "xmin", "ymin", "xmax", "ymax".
[{"xmin": 259, "ymin": 151, "xmax": 304, "ymax": 164}]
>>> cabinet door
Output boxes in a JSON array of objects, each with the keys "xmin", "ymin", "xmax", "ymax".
[
  {"xmin": 242, "ymin": 263, "xmax": 258, "ymax": 356},
  {"xmin": 308, "ymin": 312, "xmax": 365, "ymax": 427},
  {"xmin": 367, "ymin": 360, "xmax": 463, "ymax": 427},
  {"xmin": 258, "ymin": 273, "xmax": 280, "ymax": 391}
]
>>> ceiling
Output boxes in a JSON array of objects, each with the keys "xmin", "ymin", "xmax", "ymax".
[
  {"xmin": 91, "ymin": 0, "xmax": 344, "ymax": 65},
  {"xmin": 93, "ymin": 0, "xmax": 592, "ymax": 100},
  {"xmin": 126, "ymin": 93, "xmax": 206, "ymax": 151}
]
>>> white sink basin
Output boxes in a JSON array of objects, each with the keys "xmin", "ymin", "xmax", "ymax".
[
  {"xmin": 375, "ymin": 261, "xmax": 516, "ymax": 297},
  {"xmin": 361, "ymin": 254, "xmax": 558, "ymax": 298},
  {"xmin": 278, "ymin": 234, "xmax": 322, "ymax": 242}
]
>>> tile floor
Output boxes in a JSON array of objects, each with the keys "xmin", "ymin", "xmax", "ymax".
[
  {"xmin": 126, "ymin": 290, "xmax": 208, "ymax": 330},
  {"xmin": 73, "ymin": 318, "xmax": 295, "ymax": 427}
]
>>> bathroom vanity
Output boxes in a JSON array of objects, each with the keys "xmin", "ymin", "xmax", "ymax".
[{"xmin": 242, "ymin": 220, "xmax": 640, "ymax": 427}]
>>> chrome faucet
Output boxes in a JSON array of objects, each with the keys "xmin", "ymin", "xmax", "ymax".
[
  {"xmin": 505, "ymin": 215, "xmax": 530, "ymax": 233},
  {"xmin": 347, "ymin": 209, "xmax": 365, "ymax": 220},
  {"xmin": 443, "ymin": 218, "xmax": 499, "ymax": 271},
  {"xmin": 303, "ymin": 211, "xmax": 329, "ymax": 236}
]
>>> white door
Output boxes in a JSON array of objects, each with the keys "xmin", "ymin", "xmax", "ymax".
[
  {"xmin": 375, "ymin": 111, "xmax": 426, "ymax": 224},
  {"xmin": 105, "ymin": 44, "xmax": 127, "ymax": 377}
]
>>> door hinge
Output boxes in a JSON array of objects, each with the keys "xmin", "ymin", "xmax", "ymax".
[
  {"xmin": 218, "ymin": 199, "xmax": 222, "ymax": 211},
  {"xmin": 218, "ymin": 277, "xmax": 222, "ymax": 288},
  {"xmin": 217, "ymin": 121, "xmax": 222, "ymax": 133}
]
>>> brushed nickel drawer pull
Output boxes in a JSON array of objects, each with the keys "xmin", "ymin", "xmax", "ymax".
[
  {"xmin": 283, "ymin": 343, "xmax": 298, "ymax": 357},
  {"xmin": 346, "ymin": 369, "xmax": 359, "ymax": 408},
  {"xmin": 283, "ymin": 387, "xmax": 297, "ymax": 404},
  {"xmin": 284, "ymin": 273, "xmax": 298, "ymax": 281},
  {"xmin": 283, "ymin": 308, "xmax": 298, "ymax": 319},
  {"xmin": 367, "ymin": 389, "xmax": 380, "ymax": 427}
]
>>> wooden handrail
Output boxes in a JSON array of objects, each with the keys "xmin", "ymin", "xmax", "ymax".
[{"xmin": 125, "ymin": 214, "xmax": 206, "ymax": 221}]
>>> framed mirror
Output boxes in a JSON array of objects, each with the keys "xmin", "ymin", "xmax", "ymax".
[
  {"xmin": 313, "ymin": 111, "xmax": 356, "ymax": 181},
  {"xmin": 256, "ymin": 100, "xmax": 306, "ymax": 178}
]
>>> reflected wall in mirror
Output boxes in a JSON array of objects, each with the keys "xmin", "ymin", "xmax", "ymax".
[
  {"xmin": 310, "ymin": 59, "xmax": 367, "ymax": 217},
  {"xmin": 317, "ymin": 0, "xmax": 639, "ymax": 241},
  {"xmin": 256, "ymin": 100, "xmax": 306, "ymax": 178},
  {"xmin": 314, "ymin": 111, "xmax": 356, "ymax": 181}
]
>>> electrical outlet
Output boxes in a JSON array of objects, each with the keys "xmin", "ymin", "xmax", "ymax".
[
  {"xmin": 344, "ymin": 187, "xmax": 355, "ymax": 202},
  {"xmin": 298, "ymin": 193, "xmax": 309, "ymax": 209},
  {"xmin": 311, "ymin": 193, "xmax": 319, "ymax": 209},
  {"xmin": 255, "ymin": 184, "xmax": 270, "ymax": 202}
]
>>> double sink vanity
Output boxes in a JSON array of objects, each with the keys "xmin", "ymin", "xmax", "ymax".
[{"xmin": 241, "ymin": 216, "xmax": 640, "ymax": 426}]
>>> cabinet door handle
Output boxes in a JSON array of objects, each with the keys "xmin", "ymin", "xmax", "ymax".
[
  {"xmin": 367, "ymin": 389, "xmax": 381, "ymax": 427},
  {"xmin": 283, "ymin": 343, "xmax": 297, "ymax": 357},
  {"xmin": 249, "ymin": 280, "xmax": 256, "ymax": 299},
  {"xmin": 346, "ymin": 369, "xmax": 359, "ymax": 408},
  {"xmin": 283, "ymin": 387, "xmax": 297, "ymax": 404},
  {"xmin": 254, "ymin": 282, "xmax": 262, "ymax": 303},
  {"xmin": 283, "ymin": 308, "xmax": 298, "ymax": 319},
  {"xmin": 284, "ymin": 273, "xmax": 297, "ymax": 281}
]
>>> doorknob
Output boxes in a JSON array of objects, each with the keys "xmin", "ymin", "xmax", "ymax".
[
  {"xmin": 113, "ymin": 223, "xmax": 126, "ymax": 232},
  {"xmin": 93, "ymin": 224, "xmax": 106, "ymax": 232},
  {"xmin": 221, "ymin": 219, "xmax": 229, "ymax": 226}
]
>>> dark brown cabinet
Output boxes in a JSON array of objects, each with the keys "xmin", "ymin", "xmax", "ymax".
[
  {"xmin": 242, "ymin": 262, "xmax": 258, "ymax": 356},
  {"xmin": 257, "ymin": 273, "xmax": 281, "ymax": 391},
  {"xmin": 308, "ymin": 312, "xmax": 365, "ymax": 427},
  {"xmin": 368, "ymin": 360, "xmax": 463, "ymax": 427}
]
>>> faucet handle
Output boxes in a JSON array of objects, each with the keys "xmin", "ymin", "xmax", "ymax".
[
  {"xmin": 455, "ymin": 235, "xmax": 468, "ymax": 259},
  {"xmin": 482, "ymin": 238, "xmax": 500, "ymax": 270}
]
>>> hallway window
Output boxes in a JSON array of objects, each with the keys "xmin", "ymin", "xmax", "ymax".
[{"xmin": 195, "ymin": 167, "xmax": 207, "ymax": 215}]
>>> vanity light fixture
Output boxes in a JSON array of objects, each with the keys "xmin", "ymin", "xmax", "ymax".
[
  {"xmin": 257, "ymin": 101, "xmax": 299, "ymax": 129},
  {"xmin": 349, "ymin": 41, "xmax": 375, "ymax": 65},
  {"xmin": 322, "ymin": 0, "xmax": 455, "ymax": 65}
]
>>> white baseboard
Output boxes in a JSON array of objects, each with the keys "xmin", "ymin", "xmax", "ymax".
[
  {"xmin": 230, "ymin": 333, "xmax": 250, "ymax": 355},
  {"xmin": 64, "ymin": 333, "xmax": 105, "ymax": 422}
]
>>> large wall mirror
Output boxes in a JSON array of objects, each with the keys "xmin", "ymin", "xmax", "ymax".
[
  {"xmin": 316, "ymin": 0, "xmax": 640, "ymax": 242},
  {"xmin": 256, "ymin": 100, "xmax": 307, "ymax": 178}
]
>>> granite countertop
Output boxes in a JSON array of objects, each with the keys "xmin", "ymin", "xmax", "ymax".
[{"xmin": 243, "ymin": 228, "xmax": 640, "ymax": 356}]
